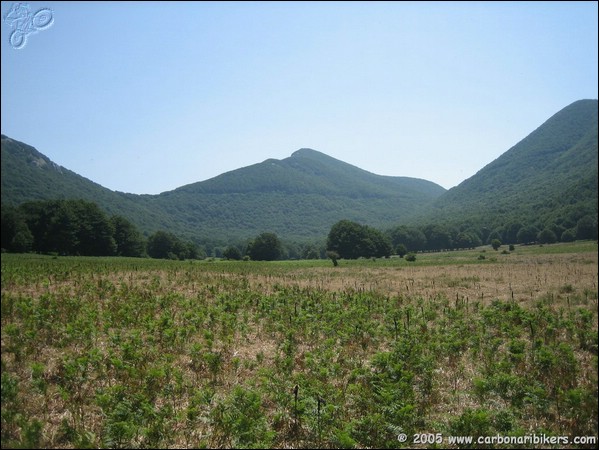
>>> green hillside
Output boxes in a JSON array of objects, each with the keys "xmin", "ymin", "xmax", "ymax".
[
  {"xmin": 3, "ymin": 99, "xmax": 596, "ymax": 248},
  {"xmin": 181, "ymin": 148, "xmax": 443, "ymax": 198},
  {"xmin": 1, "ymin": 137, "xmax": 445, "ymax": 244},
  {"xmin": 413, "ymin": 99, "xmax": 598, "ymax": 233},
  {"xmin": 0, "ymin": 135, "xmax": 179, "ymax": 232},
  {"xmin": 150, "ymin": 148, "xmax": 445, "ymax": 242}
]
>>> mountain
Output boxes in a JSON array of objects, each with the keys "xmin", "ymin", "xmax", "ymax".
[
  {"xmin": 0, "ymin": 135, "xmax": 180, "ymax": 232},
  {"xmin": 149, "ymin": 148, "xmax": 445, "ymax": 241},
  {"xmin": 1, "ymin": 137, "xmax": 445, "ymax": 243},
  {"xmin": 3, "ymin": 99, "xmax": 596, "ymax": 247},
  {"xmin": 413, "ymin": 99, "xmax": 598, "ymax": 232}
]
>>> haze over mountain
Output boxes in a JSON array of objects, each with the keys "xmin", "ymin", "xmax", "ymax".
[{"xmin": 2, "ymin": 99, "xmax": 597, "ymax": 247}]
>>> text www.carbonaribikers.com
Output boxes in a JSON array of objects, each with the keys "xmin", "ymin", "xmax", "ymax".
[
  {"xmin": 449, "ymin": 434, "xmax": 597, "ymax": 446},
  {"xmin": 398, "ymin": 433, "xmax": 597, "ymax": 446}
]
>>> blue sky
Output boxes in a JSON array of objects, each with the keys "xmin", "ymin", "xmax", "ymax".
[{"xmin": 2, "ymin": 1, "xmax": 597, "ymax": 194}]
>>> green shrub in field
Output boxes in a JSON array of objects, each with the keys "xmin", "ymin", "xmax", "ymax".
[{"xmin": 211, "ymin": 386, "xmax": 274, "ymax": 448}]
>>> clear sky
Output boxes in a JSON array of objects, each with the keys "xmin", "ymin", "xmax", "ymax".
[{"xmin": 2, "ymin": 1, "xmax": 598, "ymax": 194}]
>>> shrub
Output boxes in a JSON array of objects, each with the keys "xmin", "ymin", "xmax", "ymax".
[
  {"xmin": 326, "ymin": 250, "xmax": 340, "ymax": 266},
  {"xmin": 211, "ymin": 386, "xmax": 273, "ymax": 448},
  {"xmin": 396, "ymin": 244, "xmax": 408, "ymax": 258}
]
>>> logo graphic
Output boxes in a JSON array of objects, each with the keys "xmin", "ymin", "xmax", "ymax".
[{"xmin": 3, "ymin": 3, "xmax": 53, "ymax": 49}]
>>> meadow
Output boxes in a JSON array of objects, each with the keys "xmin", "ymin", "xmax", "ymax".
[{"xmin": 1, "ymin": 242, "xmax": 597, "ymax": 448}]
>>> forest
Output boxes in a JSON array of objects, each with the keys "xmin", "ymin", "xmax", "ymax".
[{"xmin": 2, "ymin": 199, "xmax": 597, "ymax": 261}]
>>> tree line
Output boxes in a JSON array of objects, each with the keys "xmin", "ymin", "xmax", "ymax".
[
  {"xmin": 386, "ymin": 214, "xmax": 597, "ymax": 253},
  {"xmin": 0, "ymin": 200, "xmax": 294, "ymax": 261},
  {"xmin": 323, "ymin": 215, "xmax": 598, "ymax": 261},
  {"xmin": 2, "ymin": 199, "xmax": 597, "ymax": 261},
  {"xmin": 325, "ymin": 214, "xmax": 597, "ymax": 260},
  {"xmin": 1, "ymin": 200, "xmax": 200, "ymax": 260}
]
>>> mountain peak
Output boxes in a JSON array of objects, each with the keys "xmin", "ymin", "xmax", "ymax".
[{"xmin": 290, "ymin": 148, "xmax": 322, "ymax": 158}]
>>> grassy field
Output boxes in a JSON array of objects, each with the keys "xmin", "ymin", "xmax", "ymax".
[{"xmin": 1, "ymin": 242, "xmax": 597, "ymax": 448}]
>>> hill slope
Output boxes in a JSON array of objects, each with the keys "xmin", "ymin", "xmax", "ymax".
[
  {"xmin": 0, "ymin": 135, "xmax": 178, "ymax": 232},
  {"xmin": 4, "ymin": 99, "xmax": 595, "ymax": 246},
  {"xmin": 1, "ymin": 137, "xmax": 445, "ymax": 243},
  {"xmin": 149, "ymin": 148, "xmax": 445, "ymax": 241},
  {"xmin": 414, "ymin": 99, "xmax": 598, "ymax": 231}
]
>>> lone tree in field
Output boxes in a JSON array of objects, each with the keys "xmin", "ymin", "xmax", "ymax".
[
  {"xmin": 326, "ymin": 250, "xmax": 339, "ymax": 266},
  {"xmin": 491, "ymin": 239, "xmax": 502, "ymax": 251}
]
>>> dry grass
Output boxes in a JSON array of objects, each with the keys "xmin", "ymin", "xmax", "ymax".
[
  {"xmin": 6, "ymin": 248, "xmax": 597, "ymax": 307},
  {"xmin": 1, "ymin": 246, "xmax": 597, "ymax": 448}
]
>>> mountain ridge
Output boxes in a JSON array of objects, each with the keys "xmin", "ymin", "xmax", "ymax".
[
  {"xmin": 171, "ymin": 147, "xmax": 443, "ymax": 199},
  {"xmin": 2, "ymin": 99, "xmax": 597, "ymax": 247},
  {"xmin": 1, "ymin": 137, "xmax": 445, "ymax": 243}
]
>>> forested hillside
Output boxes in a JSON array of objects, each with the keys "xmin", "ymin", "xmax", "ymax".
[
  {"xmin": 404, "ymin": 99, "xmax": 598, "ymax": 247},
  {"xmin": 2, "ymin": 100, "xmax": 597, "ymax": 255},
  {"xmin": 147, "ymin": 148, "xmax": 445, "ymax": 242},
  {"xmin": 1, "ymin": 137, "xmax": 445, "ymax": 244},
  {"xmin": 0, "ymin": 135, "xmax": 178, "ymax": 232}
]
